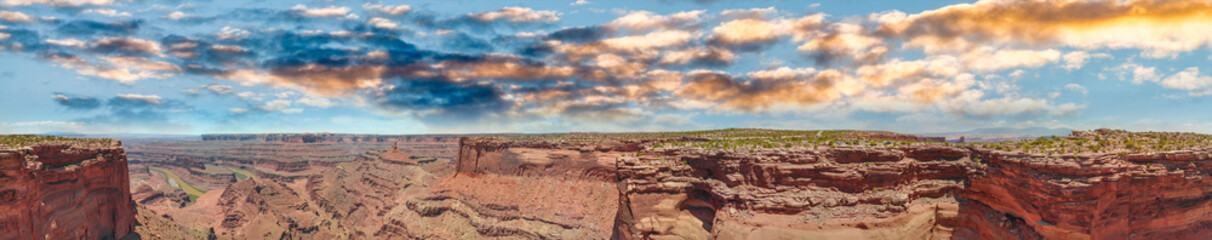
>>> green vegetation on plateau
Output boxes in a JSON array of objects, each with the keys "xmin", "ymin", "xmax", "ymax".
[
  {"xmin": 978, "ymin": 129, "xmax": 1212, "ymax": 155},
  {"xmin": 490, "ymin": 128, "xmax": 1212, "ymax": 155},
  {"xmin": 502, "ymin": 128, "xmax": 926, "ymax": 144},
  {"xmin": 0, "ymin": 135, "xmax": 117, "ymax": 149}
]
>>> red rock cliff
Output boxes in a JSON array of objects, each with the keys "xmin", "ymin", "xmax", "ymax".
[
  {"xmin": 614, "ymin": 146, "xmax": 1212, "ymax": 239},
  {"xmin": 454, "ymin": 135, "xmax": 1212, "ymax": 239},
  {"xmin": 0, "ymin": 143, "xmax": 135, "ymax": 239}
]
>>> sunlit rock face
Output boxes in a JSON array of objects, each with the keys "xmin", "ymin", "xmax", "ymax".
[
  {"xmin": 451, "ymin": 131, "xmax": 1212, "ymax": 239},
  {"xmin": 611, "ymin": 147, "xmax": 1212, "ymax": 239},
  {"xmin": 109, "ymin": 130, "xmax": 1212, "ymax": 239},
  {"xmin": 0, "ymin": 144, "xmax": 135, "ymax": 240}
]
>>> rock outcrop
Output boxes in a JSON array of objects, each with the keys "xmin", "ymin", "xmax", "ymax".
[
  {"xmin": 211, "ymin": 179, "xmax": 344, "ymax": 239},
  {"xmin": 614, "ymin": 145, "xmax": 980, "ymax": 239},
  {"xmin": 125, "ymin": 135, "xmax": 459, "ymax": 185},
  {"xmin": 131, "ymin": 204, "xmax": 214, "ymax": 240},
  {"xmin": 611, "ymin": 147, "xmax": 1212, "ymax": 239},
  {"xmin": 958, "ymin": 150, "xmax": 1212, "ymax": 239},
  {"xmin": 0, "ymin": 143, "xmax": 135, "ymax": 239},
  {"xmin": 454, "ymin": 137, "xmax": 638, "ymax": 181},
  {"xmin": 449, "ymin": 131, "xmax": 1212, "ymax": 239},
  {"xmin": 121, "ymin": 129, "xmax": 1212, "ymax": 239}
]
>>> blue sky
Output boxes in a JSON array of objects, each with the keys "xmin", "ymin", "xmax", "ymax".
[{"xmin": 1, "ymin": 0, "xmax": 1210, "ymax": 134}]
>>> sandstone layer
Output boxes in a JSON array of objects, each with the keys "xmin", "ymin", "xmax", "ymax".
[
  {"xmin": 0, "ymin": 142, "xmax": 135, "ymax": 239},
  {"xmin": 124, "ymin": 129, "xmax": 1212, "ymax": 239},
  {"xmin": 452, "ymin": 130, "xmax": 1212, "ymax": 239}
]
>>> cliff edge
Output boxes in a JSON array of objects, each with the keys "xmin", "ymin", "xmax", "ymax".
[
  {"xmin": 0, "ymin": 136, "xmax": 135, "ymax": 239},
  {"xmin": 453, "ymin": 129, "xmax": 1212, "ymax": 239}
]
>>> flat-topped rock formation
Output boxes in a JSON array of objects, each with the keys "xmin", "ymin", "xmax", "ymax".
[
  {"xmin": 0, "ymin": 137, "xmax": 135, "ymax": 239},
  {"xmin": 448, "ymin": 129, "xmax": 1212, "ymax": 239},
  {"xmin": 127, "ymin": 135, "xmax": 458, "ymax": 175},
  {"xmin": 124, "ymin": 135, "xmax": 460, "ymax": 209}
]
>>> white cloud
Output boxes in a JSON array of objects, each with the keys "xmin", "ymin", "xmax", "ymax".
[
  {"xmin": 290, "ymin": 4, "xmax": 355, "ymax": 18},
  {"xmin": 256, "ymin": 100, "xmax": 303, "ymax": 114},
  {"xmin": 1160, "ymin": 67, "xmax": 1212, "ymax": 96},
  {"xmin": 366, "ymin": 17, "xmax": 399, "ymax": 29},
  {"xmin": 964, "ymin": 48, "xmax": 1061, "ymax": 72},
  {"xmin": 188, "ymin": 84, "xmax": 234, "ymax": 95},
  {"xmin": 1065, "ymin": 83, "xmax": 1088, "ymax": 96},
  {"xmin": 719, "ymin": 7, "xmax": 776, "ymax": 19},
  {"xmin": 235, "ymin": 92, "xmax": 261, "ymax": 101},
  {"xmin": 10, "ymin": 121, "xmax": 83, "ymax": 127},
  {"xmin": 470, "ymin": 6, "xmax": 560, "ymax": 23},
  {"xmin": 2, "ymin": 0, "xmax": 113, "ymax": 7},
  {"xmin": 102, "ymin": 56, "xmax": 180, "ymax": 73},
  {"xmin": 163, "ymin": 11, "xmax": 191, "ymax": 20},
  {"xmin": 607, "ymin": 10, "xmax": 703, "ymax": 31},
  {"xmin": 796, "ymin": 22, "xmax": 887, "ymax": 64},
  {"xmin": 1111, "ymin": 63, "xmax": 1160, "ymax": 84},
  {"xmin": 362, "ymin": 3, "xmax": 410, "ymax": 15},
  {"xmin": 115, "ymin": 94, "xmax": 163, "ymax": 104},
  {"xmin": 206, "ymin": 85, "xmax": 234, "ymax": 94},
  {"xmin": 46, "ymin": 38, "xmax": 86, "ymax": 48},
  {"xmin": 216, "ymin": 26, "xmax": 251, "ymax": 39},
  {"xmin": 943, "ymin": 93, "xmax": 1084, "ymax": 117},
  {"xmin": 600, "ymin": 30, "xmax": 692, "ymax": 51},
  {"xmin": 83, "ymin": 8, "xmax": 130, "ymax": 17},
  {"xmin": 42, "ymin": 55, "xmax": 177, "ymax": 84},
  {"xmin": 297, "ymin": 97, "xmax": 338, "ymax": 108},
  {"xmin": 711, "ymin": 18, "xmax": 783, "ymax": 45},
  {"xmin": 1061, "ymin": 51, "xmax": 1111, "ymax": 70},
  {"xmin": 570, "ymin": 0, "xmax": 589, "ymax": 6},
  {"xmin": 0, "ymin": 10, "xmax": 34, "ymax": 22}
]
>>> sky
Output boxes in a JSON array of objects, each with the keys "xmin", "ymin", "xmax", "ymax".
[{"xmin": 0, "ymin": 0, "xmax": 1210, "ymax": 135}]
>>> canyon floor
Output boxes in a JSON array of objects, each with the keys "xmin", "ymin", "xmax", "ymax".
[{"xmin": 9, "ymin": 129, "xmax": 1210, "ymax": 239}]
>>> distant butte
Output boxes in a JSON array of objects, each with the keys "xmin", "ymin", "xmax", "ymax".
[{"xmin": 380, "ymin": 141, "xmax": 415, "ymax": 164}]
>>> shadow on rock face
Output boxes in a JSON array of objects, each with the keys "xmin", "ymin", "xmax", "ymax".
[{"xmin": 680, "ymin": 190, "xmax": 718, "ymax": 232}]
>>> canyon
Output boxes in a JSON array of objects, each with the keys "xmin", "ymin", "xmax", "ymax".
[
  {"xmin": 445, "ymin": 130, "xmax": 1212, "ymax": 239},
  {"xmin": 3, "ymin": 129, "xmax": 1211, "ymax": 239}
]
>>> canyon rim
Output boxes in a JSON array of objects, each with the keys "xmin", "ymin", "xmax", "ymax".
[{"xmin": 4, "ymin": 0, "xmax": 1212, "ymax": 239}]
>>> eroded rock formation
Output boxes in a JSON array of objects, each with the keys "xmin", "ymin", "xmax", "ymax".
[
  {"xmin": 121, "ymin": 129, "xmax": 1212, "ymax": 239},
  {"xmin": 614, "ymin": 145, "xmax": 980, "ymax": 239},
  {"xmin": 0, "ymin": 143, "xmax": 135, "ymax": 239},
  {"xmin": 450, "ymin": 131, "xmax": 1212, "ymax": 239},
  {"xmin": 611, "ymin": 147, "xmax": 1212, "ymax": 239}
]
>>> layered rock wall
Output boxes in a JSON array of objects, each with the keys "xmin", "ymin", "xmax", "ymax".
[
  {"xmin": 615, "ymin": 146, "xmax": 980, "ymax": 239},
  {"xmin": 0, "ymin": 144, "xmax": 135, "ymax": 239},
  {"xmin": 614, "ymin": 146, "xmax": 1212, "ymax": 239},
  {"xmin": 959, "ymin": 150, "xmax": 1212, "ymax": 239},
  {"xmin": 453, "ymin": 137, "xmax": 1212, "ymax": 239},
  {"xmin": 455, "ymin": 137, "xmax": 640, "ymax": 180}
]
